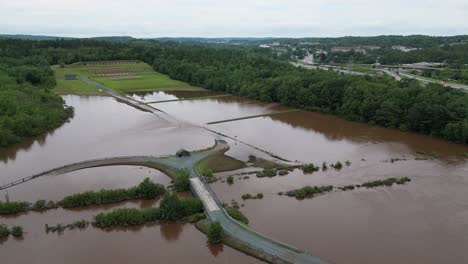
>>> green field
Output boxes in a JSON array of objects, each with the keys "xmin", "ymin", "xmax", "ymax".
[
  {"xmin": 54, "ymin": 61, "xmax": 202, "ymax": 94},
  {"xmin": 54, "ymin": 80, "xmax": 105, "ymax": 96}
]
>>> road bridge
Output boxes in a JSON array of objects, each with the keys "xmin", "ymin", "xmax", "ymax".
[{"xmin": 0, "ymin": 140, "xmax": 328, "ymax": 264}]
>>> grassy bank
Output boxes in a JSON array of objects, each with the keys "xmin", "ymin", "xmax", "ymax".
[
  {"xmin": 196, "ymin": 154, "xmax": 246, "ymax": 173},
  {"xmin": 54, "ymin": 80, "xmax": 104, "ymax": 96}
]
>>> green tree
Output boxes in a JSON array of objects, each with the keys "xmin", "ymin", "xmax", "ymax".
[
  {"xmin": 207, "ymin": 221, "xmax": 224, "ymax": 244},
  {"xmin": 174, "ymin": 169, "xmax": 191, "ymax": 192}
]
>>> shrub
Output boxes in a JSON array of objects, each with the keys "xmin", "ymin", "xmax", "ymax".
[
  {"xmin": 362, "ymin": 177, "xmax": 411, "ymax": 188},
  {"xmin": 227, "ymin": 176, "xmax": 234, "ymax": 184},
  {"xmin": 322, "ymin": 162, "xmax": 328, "ymax": 171},
  {"xmin": 174, "ymin": 169, "xmax": 191, "ymax": 191},
  {"xmin": 0, "ymin": 201, "xmax": 30, "ymax": 215},
  {"xmin": 131, "ymin": 178, "xmax": 165, "ymax": 199},
  {"xmin": 142, "ymin": 207, "xmax": 162, "ymax": 222},
  {"xmin": 32, "ymin": 200, "xmax": 57, "ymax": 211},
  {"xmin": 286, "ymin": 185, "xmax": 333, "ymax": 198},
  {"xmin": 345, "ymin": 160, "xmax": 352, "ymax": 166},
  {"xmin": 332, "ymin": 161, "xmax": 343, "ymax": 170},
  {"xmin": 59, "ymin": 178, "xmax": 164, "ymax": 208},
  {"xmin": 202, "ymin": 168, "xmax": 214, "ymax": 178},
  {"xmin": 207, "ymin": 221, "xmax": 224, "ymax": 244},
  {"xmin": 11, "ymin": 226, "xmax": 23, "ymax": 237},
  {"xmin": 94, "ymin": 208, "xmax": 146, "ymax": 227},
  {"xmin": 241, "ymin": 194, "xmax": 252, "ymax": 200},
  {"xmin": 159, "ymin": 192, "xmax": 185, "ymax": 220},
  {"xmin": 256, "ymin": 193, "xmax": 264, "ymax": 199},
  {"xmin": 181, "ymin": 197, "xmax": 204, "ymax": 216},
  {"xmin": 302, "ymin": 163, "xmax": 319, "ymax": 173},
  {"xmin": 225, "ymin": 207, "xmax": 249, "ymax": 225},
  {"xmin": 256, "ymin": 169, "xmax": 277, "ymax": 177},
  {"xmin": 0, "ymin": 224, "xmax": 9, "ymax": 238}
]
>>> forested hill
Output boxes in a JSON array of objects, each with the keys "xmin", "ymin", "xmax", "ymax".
[{"xmin": 0, "ymin": 38, "xmax": 467, "ymax": 145}]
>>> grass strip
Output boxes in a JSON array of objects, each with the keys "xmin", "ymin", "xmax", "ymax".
[{"xmin": 206, "ymin": 109, "xmax": 300, "ymax": 125}]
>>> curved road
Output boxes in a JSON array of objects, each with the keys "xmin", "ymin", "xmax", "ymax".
[{"xmin": 1, "ymin": 140, "xmax": 328, "ymax": 264}]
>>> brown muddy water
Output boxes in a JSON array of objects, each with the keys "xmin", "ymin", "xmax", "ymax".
[{"xmin": 1, "ymin": 92, "xmax": 468, "ymax": 264}]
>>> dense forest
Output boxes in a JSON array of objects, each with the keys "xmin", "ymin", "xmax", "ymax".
[
  {"xmin": 0, "ymin": 38, "xmax": 467, "ymax": 144},
  {"xmin": 147, "ymin": 44, "xmax": 468, "ymax": 144},
  {"xmin": 0, "ymin": 41, "xmax": 74, "ymax": 148}
]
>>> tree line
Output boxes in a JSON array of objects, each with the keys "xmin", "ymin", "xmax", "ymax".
[{"xmin": 1, "ymin": 38, "xmax": 467, "ymax": 144}]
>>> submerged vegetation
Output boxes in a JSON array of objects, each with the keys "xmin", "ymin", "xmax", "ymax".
[
  {"xmin": 241, "ymin": 193, "xmax": 264, "ymax": 200},
  {"xmin": 0, "ymin": 224, "xmax": 24, "ymax": 239},
  {"xmin": 0, "ymin": 178, "xmax": 164, "ymax": 215},
  {"xmin": 0, "ymin": 201, "xmax": 30, "ymax": 215},
  {"xmin": 94, "ymin": 192, "xmax": 204, "ymax": 227},
  {"xmin": 286, "ymin": 185, "xmax": 334, "ymax": 199},
  {"xmin": 284, "ymin": 177, "xmax": 412, "ymax": 199},
  {"xmin": 59, "ymin": 178, "xmax": 165, "ymax": 208},
  {"xmin": 361, "ymin": 177, "xmax": 411, "ymax": 187}
]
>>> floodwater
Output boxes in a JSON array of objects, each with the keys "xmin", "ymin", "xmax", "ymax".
[{"xmin": 1, "ymin": 91, "xmax": 468, "ymax": 264}]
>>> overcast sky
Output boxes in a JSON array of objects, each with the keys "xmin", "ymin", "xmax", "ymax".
[{"xmin": 1, "ymin": 0, "xmax": 467, "ymax": 38}]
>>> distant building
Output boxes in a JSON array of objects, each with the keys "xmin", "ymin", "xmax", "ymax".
[
  {"xmin": 176, "ymin": 149, "xmax": 191, "ymax": 157},
  {"xmin": 64, "ymin": 74, "xmax": 78, "ymax": 80},
  {"xmin": 331, "ymin": 47, "xmax": 366, "ymax": 53},
  {"xmin": 392, "ymin": 46, "xmax": 417, "ymax": 52}
]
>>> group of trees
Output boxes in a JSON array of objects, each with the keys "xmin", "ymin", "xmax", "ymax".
[
  {"xmin": 94, "ymin": 191, "xmax": 204, "ymax": 227},
  {"xmin": 0, "ymin": 40, "xmax": 74, "ymax": 149}
]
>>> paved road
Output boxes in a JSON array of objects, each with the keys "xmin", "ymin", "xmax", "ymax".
[
  {"xmin": 398, "ymin": 72, "xmax": 468, "ymax": 91},
  {"xmin": 291, "ymin": 62, "xmax": 367, "ymax": 76},
  {"xmin": 1, "ymin": 140, "xmax": 328, "ymax": 264}
]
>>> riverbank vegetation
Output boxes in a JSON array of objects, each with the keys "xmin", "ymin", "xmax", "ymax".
[{"xmin": 225, "ymin": 207, "xmax": 249, "ymax": 225}]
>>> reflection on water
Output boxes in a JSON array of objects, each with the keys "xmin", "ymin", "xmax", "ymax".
[{"xmin": 129, "ymin": 90, "xmax": 224, "ymax": 103}]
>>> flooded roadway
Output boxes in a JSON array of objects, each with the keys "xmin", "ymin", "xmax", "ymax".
[{"xmin": 1, "ymin": 91, "xmax": 468, "ymax": 264}]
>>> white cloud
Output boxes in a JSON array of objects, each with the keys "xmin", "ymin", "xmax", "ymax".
[{"xmin": 0, "ymin": 0, "xmax": 467, "ymax": 37}]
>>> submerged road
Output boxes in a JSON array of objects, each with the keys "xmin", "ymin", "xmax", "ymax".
[{"xmin": 1, "ymin": 140, "xmax": 328, "ymax": 264}]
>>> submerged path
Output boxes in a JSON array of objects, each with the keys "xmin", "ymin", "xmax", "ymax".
[
  {"xmin": 1, "ymin": 140, "xmax": 327, "ymax": 264},
  {"xmin": 79, "ymin": 77, "xmax": 180, "ymax": 124}
]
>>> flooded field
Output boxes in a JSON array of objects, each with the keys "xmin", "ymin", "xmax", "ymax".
[{"xmin": 1, "ymin": 91, "xmax": 468, "ymax": 264}]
